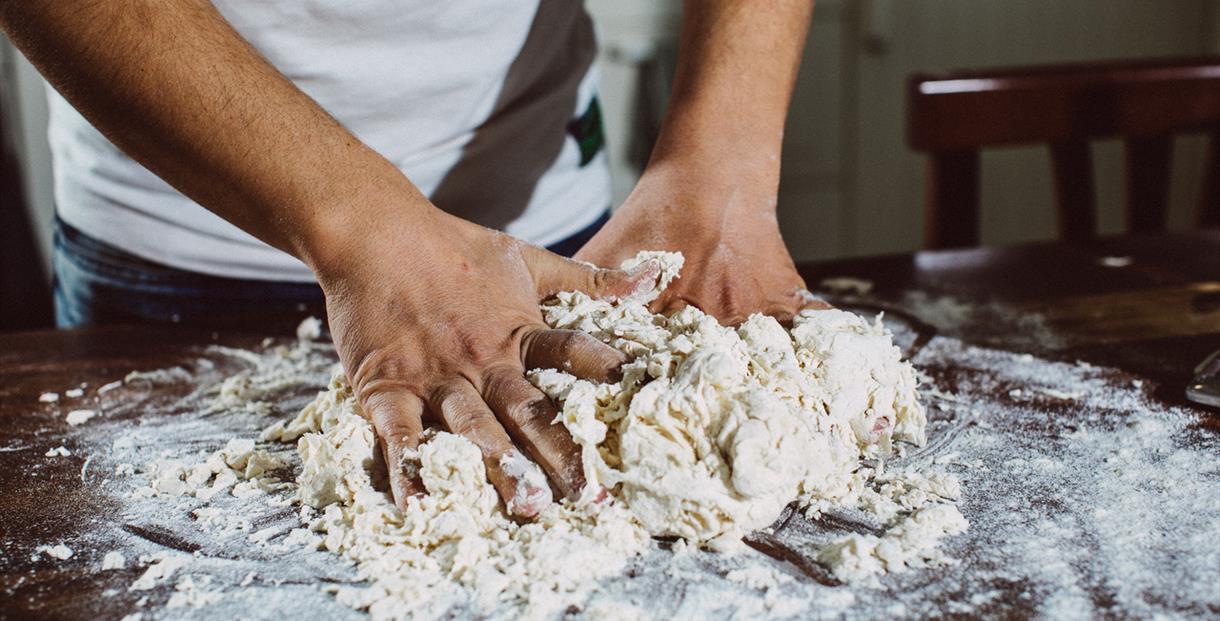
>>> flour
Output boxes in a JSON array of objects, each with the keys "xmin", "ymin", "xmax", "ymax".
[
  {"xmin": 66, "ymin": 409, "xmax": 97, "ymax": 426},
  {"xmin": 816, "ymin": 504, "xmax": 968, "ymax": 582},
  {"xmin": 132, "ymin": 252, "xmax": 957, "ymax": 618},
  {"xmin": 819, "ymin": 277, "xmax": 875, "ymax": 295},
  {"xmin": 35, "ymin": 543, "xmax": 74, "ymax": 560},
  {"xmin": 27, "ymin": 284, "xmax": 1215, "ymax": 620},
  {"xmin": 98, "ymin": 380, "xmax": 124, "ymax": 395},
  {"xmin": 102, "ymin": 551, "xmax": 127, "ymax": 570},
  {"xmin": 165, "ymin": 574, "xmax": 223, "ymax": 609},
  {"xmin": 129, "ymin": 554, "xmax": 189, "ymax": 591},
  {"xmin": 134, "ymin": 437, "xmax": 290, "ymax": 501}
]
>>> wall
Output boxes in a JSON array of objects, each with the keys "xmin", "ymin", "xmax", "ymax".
[
  {"xmin": 2, "ymin": 36, "xmax": 54, "ymax": 278},
  {"xmin": 848, "ymin": 0, "xmax": 1214, "ymax": 257}
]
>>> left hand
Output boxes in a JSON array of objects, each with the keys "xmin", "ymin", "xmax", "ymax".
[{"xmin": 576, "ymin": 166, "xmax": 829, "ymax": 326}]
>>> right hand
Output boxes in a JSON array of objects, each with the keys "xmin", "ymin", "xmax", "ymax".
[{"xmin": 316, "ymin": 207, "xmax": 657, "ymax": 517}]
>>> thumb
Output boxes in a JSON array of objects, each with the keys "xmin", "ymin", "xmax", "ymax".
[{"xmin": 523, "ymin": 245, "xmax": 660, "ymax": 301}]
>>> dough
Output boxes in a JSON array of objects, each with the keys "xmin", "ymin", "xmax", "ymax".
[
  {"xmin": 146, "ymin": 251, "xmax": 962, "ymax": 618},
  {"xmin": 267, "ymin": 251, "xmax": 939, "ymax": 616},
  {"xmin": 530, "ymin": 251, "xmax": 925, "ymax": 549}
]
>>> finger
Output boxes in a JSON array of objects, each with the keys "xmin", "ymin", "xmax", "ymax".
[
  {"xmin": 482, "ymin": 365, "xmax": 585, "ymax": 500},
  {"xmin": 766, "ymin": 289, "xmax": 834, "ymax": 327},
  {"xmin": 521, "ymin": 328, "xmax": 628, "ymax": 383},
  {"xmin": 523, "ymin": 245, "xmax": 661, "ymax": 301},
  {"xmin": 650, "ymin": 296, "xmax": 689, "ymax": 317},
  {"xmin": 362, "ymin": 390, "xmax": 426, "ymax": 511},
  {"xmin": 796, "ymin": 288, "xmax": 834, "ymax": 311},
  {"xmin": 431, "ymin": 381, "xmax": 553, "ymax": 518}
]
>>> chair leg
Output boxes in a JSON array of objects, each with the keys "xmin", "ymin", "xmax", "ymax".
[
  {"xmin": 925, "ymin": 150, "xmax": 980, "ymax": 249},
  {"xmin": 1125, "ymin": 135, "xmax": 1172, "ymax": 233},
  {"xmin": 1200, "ymin": 130, "xmax": 1220, "ymax": 229},
  {"xmin": 1049, "ymin": 141, "xmax": 1097, "ymax": 242}
]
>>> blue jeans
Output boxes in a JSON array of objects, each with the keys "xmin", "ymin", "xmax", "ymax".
[{"xmin": 53, "ymin": 213, "xmax": 609, "ymax": 330}]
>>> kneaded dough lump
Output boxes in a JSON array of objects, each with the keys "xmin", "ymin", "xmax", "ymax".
[
  {"xmin": 530, "ymin": 251, "xmax": 925, "ymax": 549},
  {"xmin": 271, "ymin": 251, "xmax": 927, "ymax": 616}
]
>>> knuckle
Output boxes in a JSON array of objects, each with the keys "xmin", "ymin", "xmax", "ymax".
[
  {"xmin": 454, "ymin": 331, "xmax": 498, "ymax": 367},
  {"xmin": 515, "ymin": 325, "xmax": 542, "ymax": 362},
  {"xmin": 445, "ymin": 406, "xmax": 482, "ymax": 436},
  {"xmin": 551, "ymin": 331, "xmax": 579, "ymax": 359},
  {"xmin": 516, "ymin": 407, "xmax": 556, "ymax": 438}
]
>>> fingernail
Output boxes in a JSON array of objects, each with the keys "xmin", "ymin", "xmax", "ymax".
[
  {"xmin": 592, "ymin": 487, "xmax": 610, "ymax": 505},
  {"xmin": 499, "ymin": 449, "xmax": 553, "ymax": 517},
  {"xmin": 797, "ymin": 289, "xmax": 832, "ymax": 309},
  {"xmin": 623, "ymin": 258, "xmax": 659, "ymax": 279},
  {"xmin": 619, "ymin": 260, "xmax": 662, "ymax": 301}
]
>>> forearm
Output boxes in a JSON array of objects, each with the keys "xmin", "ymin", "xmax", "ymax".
[
  {"xmin": 0, "ymin": 0, "xmax": 426, "ymax": 272},
  {"xmin": 642, "ymin": 0, "xmax": 814, "ymax": 203}
]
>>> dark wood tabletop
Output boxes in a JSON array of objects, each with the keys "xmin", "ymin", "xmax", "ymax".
[
  {"xmin": 801, "ymin": 230, "xmax": 1220, "ymax": 406},
  {"xmin": 2, "ymin": 230, "xmax": 1218, "ymax": 619}
]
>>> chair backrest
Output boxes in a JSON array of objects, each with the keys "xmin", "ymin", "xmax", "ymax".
[{"xmin": 908, "ymin": 57, "xmax": 1220, "ymax": 248}]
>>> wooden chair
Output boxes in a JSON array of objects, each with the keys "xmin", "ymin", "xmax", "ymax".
[{"xmin": 908, "ymin": 57, "xmax": 1220, "ymax": 249}]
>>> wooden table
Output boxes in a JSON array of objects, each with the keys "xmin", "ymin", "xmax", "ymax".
[
  {"xmin": 802, "ymin": 230, "xmax": 1220, "ymax": 406},
  {"xmin": 2, "ymin": 231, "xmax": 1218, "ymax": 619}
]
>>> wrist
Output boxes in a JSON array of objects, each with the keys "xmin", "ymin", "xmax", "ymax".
[
  {"xmin": 644, "ymin": 98, "xmax": 785, "ymax": 189},
  {"xmin": 627, "ymin": 159, "xmax": 781, "ymax": 225},
  {"xmin": 301, "ymin": 181, "xmax": 442, "ymax": 286}
]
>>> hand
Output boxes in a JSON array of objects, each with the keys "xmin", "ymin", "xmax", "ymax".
[
  {"xmin": 575, "ymin": 166, "xmax": 828, "ymax": 326},
  {"xmin": 316, "ymin": 206, "xmax": 656, "ymax": 517}
]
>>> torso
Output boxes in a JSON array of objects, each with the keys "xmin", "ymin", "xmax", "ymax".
[{"xmin": 48, "ymin": 0, "xmax": 609, "ymax": 282}]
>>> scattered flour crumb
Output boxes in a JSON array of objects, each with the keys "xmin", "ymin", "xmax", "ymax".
[
  {"xmin": 125, "ymin": 366, "xmax": 194, "ymax": 385},
  {"xmin": 129, "ymin": 555, "xmax": 190, "ymax": 591},
  {"xmin": 45, "ymin": 446, "xmax": 71, "ymax": 457},
  {"xmin": 1098, "ymin": 256, "xmax": 1133, "ymax": 267},
  {"xmin": 726, "ymin": 565, "xmax": 793, "ymax": 591},
  {"xmin": 64, "ymin": 388, "xmax": 85, "ymax": 398},
  {"xmin": 102, "ymin": 551, "xmax": 127, "ymax": 570},
  {"xmin": 166, "ymin": 575, "xmax": 222, "ymax": 609},
  {"xmin": 66, "ymin": 409, "xmax": 98, "ymax": 426},
  {"xmin": 817, "ymin": 504, "xmax": 969, "ymax": 582},
  {"xmin": 38, "ymin": 392, "xmax": 59, "ymax": 403},
  {"xmin": 98, "ymin": 380, "xmax": 123, "ymax": 395},
  {"xmin": 248, "ymin": 526, "xmax": 279, "ymax": 544},
  {"xmin": 1036, "ymin": 387, "xmax": 1084, "ymax": 400},
  {"xmin": 296, "ymin": 316, "xmax": 323, "ymax": 341},
  {"xmin": 36, "ymin": 543, "xmax": 74, "ymax": 560},
  {"xmin": 819, "ymin": 276, "xmax": 875, "ymax": 295},
  {"xmin": 581, "ymin": 601, "xmax": 646, "ymax": 620}
]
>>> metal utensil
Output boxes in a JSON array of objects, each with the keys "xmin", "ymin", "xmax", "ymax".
[{"xmin": 1186, "ymin": 348, "xmax": 1220, "ymax": 408}]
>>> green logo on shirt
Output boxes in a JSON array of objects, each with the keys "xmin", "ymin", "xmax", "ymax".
[{"xmin": 567, "ymin": 97, "xmax": 605, "ymax": 167}]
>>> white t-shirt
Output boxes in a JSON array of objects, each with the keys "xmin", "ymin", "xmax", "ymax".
[{"xmin": 47, "ymin": 0, "xmax": 609, "ymax": 282}]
